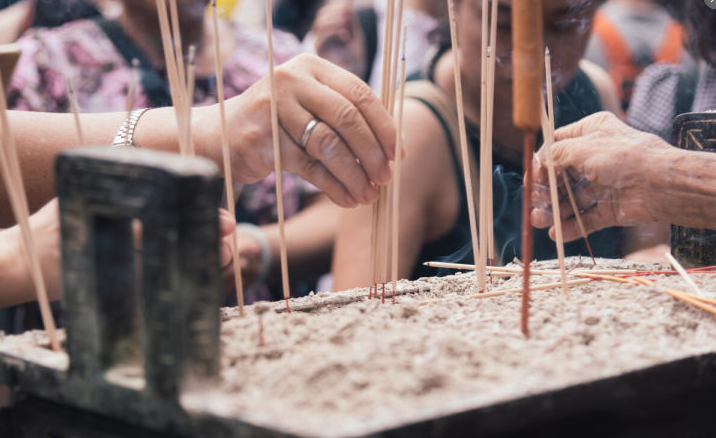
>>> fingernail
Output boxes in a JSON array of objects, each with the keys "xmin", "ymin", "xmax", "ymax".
[{"xmin": 364, "ymin": 184, "xmax": 378, "ymax": 203}]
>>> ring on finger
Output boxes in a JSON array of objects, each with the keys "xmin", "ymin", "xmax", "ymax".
[
  {"xmin": 578, "ymin": 201, "xmax": 598, "ymax": 215},
  {"xmin": 300, "ymin": 118, "xmax": 321, "ymax": 150}
]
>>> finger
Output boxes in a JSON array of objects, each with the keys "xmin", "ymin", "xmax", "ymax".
[
  {"xmin": 550, "ymin": 207, "xmax": 605, "ymax": 242},
  {"xmin": 218, "ymin": 208, "xmax": 236, "ymax": 237},
  {"xmin": 279, "ymin": 126, "xmax": 361, "ymax": 208},
  {"xmin": 220, "ymin": 238, "xmax": 233, "ymax": 269},
  {"xmin": 280, "ymin": 100, "xmax": 377, "ymax": 203},
  {"xmin": 293, "ymin": 84, "xmax": 392, "ymax": 185},
  {"xmin": 308, "ymin": 56, "xmax": 397, "ymax": 161},
  {"xmin": 553, "ymin": 111, "xmax": 617, "ymax": 142}
]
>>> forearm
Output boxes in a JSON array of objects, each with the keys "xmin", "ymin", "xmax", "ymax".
[
  {"xmin": 646, "ymin": 147, "xmax": 716, "ymax": 228},
  {"xmin": 0, "ymin": 228, "xmax": 32, "ymax": 308},
  {"xmin": 261, "ymin": 195, "xmax": 339, "ymax": 282}
]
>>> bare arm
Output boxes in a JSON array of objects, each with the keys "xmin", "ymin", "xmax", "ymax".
[
  {"xmin": 332, "ymin": 100, "xmax": 458, "ymax": 290},
  {"xmin": 0, "ymin": 54, "xmax": 397, "ymax": 225}
]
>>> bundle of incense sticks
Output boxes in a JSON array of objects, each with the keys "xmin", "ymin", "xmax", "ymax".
[
  {"xmin": 370, "ymin": 0, "xmax": 404, "ymax": 299},
  {"xmin": 0, "ymin": 70, "xmax": 60, "ymax": 351}
]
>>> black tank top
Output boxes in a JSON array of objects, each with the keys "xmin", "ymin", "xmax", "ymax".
[{"xmin": 410, "ymin": 62, "xmax": 624, "ymax": 280}]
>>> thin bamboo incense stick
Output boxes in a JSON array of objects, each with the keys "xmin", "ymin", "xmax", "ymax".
[
  {"xmin": 541, "ymin": 47, "xmax": 567, "ymax": 296},
  {"xmin": 390, "ymin": 26, "xmax": 407, "ymax": 305},
  {"xmin": 155, "ymin": 0, "xmax": 187, "ymax": 155},
  {"xmin": 665, "ymin": 288, "xmax": 716, "ymax": 315},
  {"xmin": 561, "ymin": 172, "xmax": 596, "ymax": 265},
  {"xmin": 666, "ymin": 289, "xmax": 716, "ymax": 306},
  {"xmin": 665, "ymin": 252, "xmax": 704, "ymax": 297},
  {"xmin": 419, "ymin": 278, "xmax": 593, "ymax": 306},
  {"xmin": 447, "ymin": 0, "xmax": 484, "ymax": 292},
  {"xmin": 478, "ymin": 0, "xmax": 489, "ymax": 292},
  {"xmin": 185, "ymin": 44, "xmax": 196, "ymax": 156},
  {"xmin": 0, "ymin": 71, "xmax": 59, "ymax": 351},
  {"xmin": 423, "ymin": 261, "xmax": 638, "ymax": 276},
  {"xmin": 168, "ymin": 0, "xmax": 186, "ymax": 102},
  {"xmin": 264, "ymin": 0, "xmax": 291, "ymax": 312},
  {"xmin": 212, "ymin": 0, "xmax": 245, "ymax": 316},
  {"xmin": 388, "ymin": 0, "xmax": 404, "ymax": 114},
  {"xmin": 66, "ymin": 77, "xmax": 84, "ymax": 146},
  {"xmin": 486, "ymin": 0, "xmax": 498, "ymax": 263}
]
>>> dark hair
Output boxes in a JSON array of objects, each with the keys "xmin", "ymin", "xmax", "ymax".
[{"xmin": 683, "ymin": 1, "xmax": 716, "ymax": 67}]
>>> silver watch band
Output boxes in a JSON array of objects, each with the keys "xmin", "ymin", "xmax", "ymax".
[{"xmin": 112, "ymin": 108, "xmax": 149, "ymax": 147}]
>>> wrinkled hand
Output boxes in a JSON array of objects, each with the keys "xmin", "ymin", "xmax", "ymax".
[
  {"xmin": 311, "ymin": 1, "xmax": 367, "ymax": 78},
  {"xmin": 531, "ymin": 112, "xmax": 670, "ymax": 241},
  {"xmin": 198, "ymin": 53, "xmax": 397, "ymax": 209}
]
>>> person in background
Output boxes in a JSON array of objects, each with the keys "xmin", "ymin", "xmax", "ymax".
[
  {"xmin": 306, "ymin": 0, "xmax": 444, "ymax": 91},
  {"xmin": 6, "ymin": 0, "xmax": 337, "ymax": 303},
  {"xmin": 0, "ymin": 54, "xmax": 398, "ymax": 316},
  {"xmin": 332, "ymin": 0, "xmax": 631, "ymax": 291},
  {"xmin": 584, "ymin": 0, "xmax": 690, "ymax": 110}
]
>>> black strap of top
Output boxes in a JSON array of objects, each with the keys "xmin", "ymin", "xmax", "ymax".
[
  {"xmin": 93, "ymin": 17, "xmax": 172, "ymax": 107},
  {"xmin": 356, "ymin": 7, "xmax": 378, "ymax": 82}
]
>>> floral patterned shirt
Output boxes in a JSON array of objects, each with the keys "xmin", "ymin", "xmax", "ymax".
[{"xmin": 8, "ymin": 18, "xmax": 319, "ymax": 302}]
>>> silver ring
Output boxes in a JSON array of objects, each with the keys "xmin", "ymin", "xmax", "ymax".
[
  {"xmin": 299, "ymin": 118, "xmax": 320, "ymax": 149},
  {"xmin": 578, "ymin": 201, "xmax": 598, "ymax": 215}
]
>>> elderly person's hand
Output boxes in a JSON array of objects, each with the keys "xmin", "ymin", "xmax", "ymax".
[
  {"xmin": 531, "ymin": 111, "xmax": 671, "ymax": 241},
  {"xmin": 195, "ymin": 54, "xmax": 396, "ymax": 210}
]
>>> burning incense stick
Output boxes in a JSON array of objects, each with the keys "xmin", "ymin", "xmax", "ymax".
[
  {"xmin": 447, "ymin": 0, "xmax": 484, "ymax": 292},
  {"xmin": 540, "ymin": 47, "xmax": 567, "ymax": 296},
  {"xmin": 390, "ymin": 26, "xmax": 407, "ymax": 305},
  {"xmin": 211, "ymin": 0, "xmax": 245, "ymax": 316},
  {"xmin": 512, "ymin": 0, "xmax": 543, "ymax": 337},
  {"xmin": 0, "ymin": 71, "xmax": 59, "ymax": 351},
  {"xmin": 65, "ymin": 77, "xmax": 84, "ymax": 146},
  {"xmin": 561, "ymin": 172, "xmax": 596, "ymax": 265},
  {"xmin": 264, "ymin": 0, "xmax": 291, "ymax": 312},
  {"xmin": 665, "ymin": 252, "xmax": 704, "ymax": 297}
]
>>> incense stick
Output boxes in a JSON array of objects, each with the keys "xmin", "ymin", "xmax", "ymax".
[
  {"xmin": 390, "ymin": 26, "xmax": 407, "ymax": 305},
  {"xmin": 485, "ymin": 0, "xmax": 498, "ymax": 264},
  {"xmin": 65, "ymin": 77, "xmax": 84, "ymax": 146},
  {"xmin": 478, "ymin": 0, "xmax": 489, "ymax": 292},
  {"xmin": 561, "ymin": 172, "xmax": 596, "ymax": 265},
  {"xmin": 185, "ymin": 44, "xmax": 196, "ymax": 156},
  {"xmin": 540, "ymin": 48, "xmax": 567, "ymax": 296},
  {"xmin": 168, "ymin": 0, "xmax": 186, "ymax": 104},
  {"xmin": 155, "ymin": 0, "xmax": 187, "ymax": 155},
  {"xmin": 665, "ymin": 288, "xmax": 716, "ymax": 315},
  {"xmin": 388, "ymin": 0, "xmax": 404, "ymax": 114},
  {"xmin": 447, "ymin": 0, "xmax": 484, "ymax": 292},
  {"xmin": 212, "ymin": 0, "xmax": 245, "ymax": 316},
  {"xmin": 423, "ymin": 260, "xmax": 639, "ymax": 276},
  {"xmin": 264, "ymin": 0, "xmax": 291, "ymax": 312},
  {"xmin": 420, "ymin": 278, "xmax": 592, "ymax": 306},
  {"xmin": 0, "ymin": 71, "xmax": 60, "ymax": 351},
  {"xmin": 665, "ymin": 252, "xmax": 704, "ymax": 297}
]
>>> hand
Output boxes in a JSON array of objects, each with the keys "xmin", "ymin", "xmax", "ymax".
[
  {"xmin": 311, "ymin": 1, "xmax": 367, "ymax": 79},
  {"xmin": 218, "ymin": 208, "xmax": 237, "ymax": 269},
  {"xmin": 222, "ymin": 228, "xmax": 263, "ymax": 290},
  {"xmin": 531, "ymin": 112, "xmax": 670, "ymax": 241},
  {"xmin": 196, "ymin": 53, "xmax": 397, "ymax": 209},
  {"xmin": 0, "ymin": 198, "xmax": 61, "ymax": 307}
]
